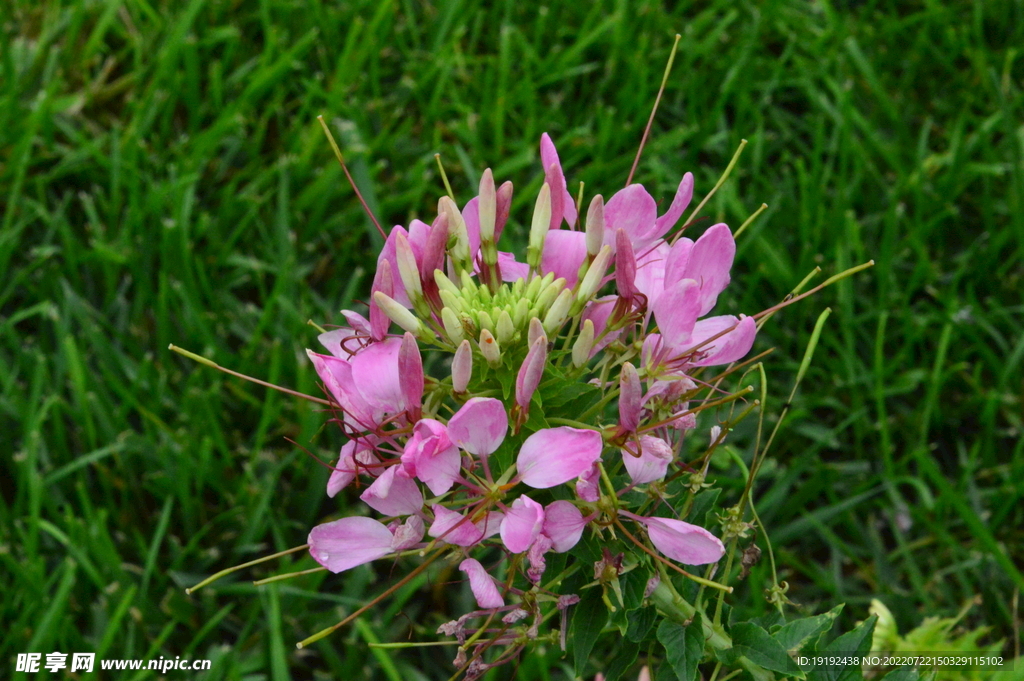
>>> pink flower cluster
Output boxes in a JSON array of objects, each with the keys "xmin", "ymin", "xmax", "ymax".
[{"xmin": 304, "ymin": 133, "xmax": 755, "ymax": 661}]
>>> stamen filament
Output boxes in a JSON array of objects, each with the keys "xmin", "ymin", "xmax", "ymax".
[{"xmin": 185, "ymin": 544, "xmax": 309, "ymax": 594}]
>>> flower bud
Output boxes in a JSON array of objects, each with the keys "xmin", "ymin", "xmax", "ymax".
[
  {"xmin": 441, "ymin": 306, "xmax": 465, "ymax": 343},
  {"xmin": 513, "ymin": 298, "xmax": 530, "ymax": 328},
  {"xmin": 395, "ymin": 231, "xmax": 429, "ymax": 316},
  {"xmin": 495, "ymin": 180, "xmax": 513, "ymax": 242},
  {"xmin": 479, "ymin": 328, "xmax": 500, "ymax": 366},
  {"xmin": 369, "ymin": 259, "xmax": 395, "ymax": 341},
  {"xmin": 421, "ymin": 213, "xmax": 449, "ymax": 279},
  {"xmin": 478, "ymin": 168, "xmax": 497, "ymax": 244},
  {"xmin": 373, "ymin": 291, "xmax": 435, "ymax": 341},
  {"xmin": 572, "ymin": 319, "xmax": 595, "ymax": 368},
  {"xmin": 535, "ymin": 277, "xmax": 566, "ymax": 312},
  {"xmin": 615, "ymin": 229, "xmax": 638, "ymax": 303},
  {"xmin": 477, "ymin": 309, "xmax": 495, "ymax": 334},
  {"xmin": 527, "ymin": 183, "xmax": 552, "ymax": 270},
  {"xmin": 526, "ymin": 317, "xmax": 545, "ymax": 347},
  {"xmin": 618, "ymin": 362, "xmax": 642, "ymax": 433},
  {"xmin": 438, "ymin": 289, "xmax": 463, "ymax": 312},
  {"xmin": 573, "ymin": 244, "xmax": 612, "ymax": 313},
  {"xmin": 440, "ymin": 196, "xmax": 472, "ymax": 274},
  {"xmin": 496, "ymin": 310, "xmax": 515, "ymax": 344},
  {"xmin": 516, "ymin": 337, "xmax": 548, "ymax": 410},
  {"xmin": 543, "ymin": 288, "xmax": 573, "ymax": 337},
  {"xmin": 399, "ymin": 332, "xmax": 424, "ymax": 419},
  {"xmin": 585, "ymin": 194, "xmax": 605, "ymax": 257},
  {"xmin": 434, "ymin": 268, "xmax": 461, "ymax": 296},
  {"xmin": 452, "ymin": 339, "xmax": 472, "ymax": 393}
]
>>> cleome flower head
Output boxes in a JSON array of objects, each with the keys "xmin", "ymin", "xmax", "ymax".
[{"xmin": 297, "ymin": 132, "xmax": 758, "ymax": 673}]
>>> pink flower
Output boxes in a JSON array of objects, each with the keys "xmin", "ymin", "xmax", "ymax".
[
  {"xmin": 621, "ymin": 435, "xmax": 674, "ymax": 484},
  {"xmin": 602, "ymin": 174, "xmax": 693, "ymax": 253},
  {"xmin": 448, "ymin": 397, "xmax": 508, "ymax": 458},
  {"xmin": 575, "ymin": 463, "xmax": 601, "ymax": 502},
  {"xmin": 308, "ymin": 517, "xmax": 395, "ymax": 573},
  {"xmin": 517, "ymin": 427, "xmax": 604, "ymax": 489},
  {"xmin": 618, "ymin": 362, "xmax": 642, "ymax": 432},
  {"xmin": 360, "ymin": 466, "xmax": 424, "ymax": 517},
  {"xmin": 685, "ymin": 315, "xmax": 757, "ymax": 366},
  {"xmin": 401, "ymin": 419, "xmax": 461, "ymax": 495},
  {"xmin": 651, "ymin": 278, "xmax": 702, "ymax": 350},
  {"xmin": 459, "ymin": 558, "xmax": 505, "ymax": 609},
  {"xmin": 622, "ymin": 511, "xmax": 725, "ymax": 565},
  {"xmin": 500, "ymin": 495, "xmax": 546, "ymax": 553},
  {"xmin": 390, "ymin": 515, "xmax": 425, "ymax": 551},
  {"xmin": 540, "ymin": 133, "xmax": 578, "ymax": 229},
  {"xmin": 541, "ymin": 230, "xmax": 588, "ymax": 287}
]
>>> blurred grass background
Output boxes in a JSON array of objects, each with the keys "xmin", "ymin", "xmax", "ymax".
[{"xmin": 1, "ymin": 0, "xmax": 1022, "ymax": 678}]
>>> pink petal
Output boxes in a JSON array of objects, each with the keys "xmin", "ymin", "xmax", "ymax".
[
  {"xmin": 369, "ymin": 259, "xmax": 394, "ymax": 341},
  {"xmin": 527, "ymin": 533, "xmax": 553, "ymax": 583},
  {"xmin": 401, "ymin": 419, "xmax": 461, "ymax": 495},
  {"xmin": 652, "ymin": 278, "xmax": 701, "ymax": 349},
  {"xmin": 495, "ymin": 181, "xmax": 513, "ymax": 242},
  {"xmin": 686, "ymin": 315, "xmax": 756, "ymax": 366},
  {"xmin": 308, "ymin": 517, "xmax": 394, "ymax": 573},
  {"xmin": 633, "ymin": 240, "xmax": 670, "ymax": 305},
  {"xmin": 448, "ymin": 397, "xmax": 508, "ymax": 457},
  {"xmin": 318, "ymin": 328, "xmax": 359, "ymax": 359},
  {"xmin": 541, "ymin": 230, "xmax": 588, "ymax": 287},
  {"xmin": 428, "ymin": 504, "xmax": 485, "ymax": 546},
  {"xmin": 390, "ymin": 515, "xmax": 425, "ymax": 551},
  {"xmin": 654, "ymin": 172, "xmax": 694, "ymax": 236},
  {"xmin": 306, "ymin": 350, "xmax": 375, "ymax": 428},
  {"xmin": 350, "ymin": 337, "xmax": 406, "ymax": 417},
  {"xmin": 636, "ymin": 514, "xmax": 725, "ymax": 565},
  {"xmin": 500, "ymin": 495, "xmax": 545, "ymax": 553},
  {"xmin": 497, "ymin": 251, "xmax": 531, "ymax": 282},
  {"xmin": 604, "ymin": 184, "xmax": 658, "ymax": 251},
  {"xmin": 327, "ymin": 439, "xmax": 380, "ymax": 497},
  {"xmin": 621, "ymin": 435, "xmax": 674, "ymax": 484},
  {"xmin": 540, "ymin": 133, "xmax": 578, "ymax": 227},
  {"xmin": 459, "ymin": 558, "xmax": 505, "ymax": 609},
  {"xmin": 663, "ymin": 237, "xmax": 694, "ymax": 290},
  {"xmin": 517, "ymin": 427, "xmax": 604, "ymax": 489},
  {"xmin": 575, "ymin": 463, "xmax": 601, "ymax": 502},
  {"xmin": 377, "ymin": 226, "xmax": 414, "ymax": 307},
  {"xmin": 682, "ymin": 223, "xmax": 735, "ymax": 316},
  {"xmin": 543, "ymin": 500, "xmax": 589, "ymax": 553},
  {"xmin": 360, "ymin": 466, "xmax": 424, "ymax": 517}
]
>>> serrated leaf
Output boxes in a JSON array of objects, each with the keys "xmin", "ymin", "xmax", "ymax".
[
  {"xmin": 775, "ymin": 605, "xmax": 844, "ymax": 652},
  {"xmin": 626, "ymin": 606, "xmax": 658, "ymax": 643},
  {"xmin": 657, "ymin": 613, "xmax": 704, "ymax": 681},
  {"xmin": 880, "ymin": 667, "xmax": 919, "ymax": 681},
  {"xmin": 718, "ymin": 621, "xmax": 805, "ymax": 678},
  {"xmin": 570, "ymin": 589, "xmax": 608, "ymax": 677},
  {"xmin": 808, "ymin": 616, "xmax": 878, "ymax": 681},
  {"xmin": 603, "ymin": 641, "xmax": 640, "ymax": 681}
]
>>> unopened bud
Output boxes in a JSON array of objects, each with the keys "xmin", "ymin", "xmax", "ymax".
[
  {"xmin": 572, "ymin": 319, "xmax": 595, "ymax": 367},
  {"xmin": 399, "ymin": 332, "xmax": 424, "ymax": 418},
  {"xmin": 395, "ymin": 231, "xmax": 427, "ymax": 315},
  {"xmin": 516, "ymin": 337, "xmax": 548, "ymax": 410},
  {"xmin": 543, "ymin": 288, "xmax": 573, "ymax": 336},
  {"xmin": 478, "ymin": 328, "xmax": 501, "ymax": 366},
  {"xmin": 535, "ymin": 277, "xmax": 566, "ymax": 312},
  {"xmin": 479, "ymin": 168, "xmax": 496, "ymax": 244},
  {"xmin": 585, "ymin": 194, "xmax": 605, "ymax": 256},
  {"xmin": 434, "ymin": 269, "xmax": 461, "ymax": 297},
  {"xmin": 513, "ymin": 298, "xmax": 530, "ymax": 328},
  {"xmin": 452, "ymin": 340, "xmax": 472, "ymax": 393},
  {"xmin": 527, "ymin": 183, "xmax": 552, "ymax": 270},
  {"xmin": 421, "ymin": 213, "xmax": 449, "ymax": 278},
  {"xmin": 615, "ymin": 229, "xmax": 637, "ymax": 303},
  {"xmin": 495, "ymin": 180, "xmax": 513, "ymax": 242},
  {"xmin": 527, "ymin": 317, "xmax": 546, "ymax": 347},
  {"xmin": 619, "ymin": 362, "xmax": 642, "ymax": 432},
  {"xmin": 477, "ymin": 310, "xmax": 495, "ymax": 334},
  {"xmin": 496, "ymin": 310, "xmax": 515, "ymax": 344},
  {"xmin": 441, "ymin": 307, "xmax": 465, "ymax": 343},
  {"xmin": 574, "ymin": 245, "xmax": 612, "ymax": 313},
  {"xmin": 373, "ymin": 291, "xmax": 434, "ymax": 341},
  {"xmin": 438, "ymin": 289, "xmax": 463, "ymax": 312},
  {"xmin": 440, "ymin": 196, "xmax": 471, "ymax": 274}
]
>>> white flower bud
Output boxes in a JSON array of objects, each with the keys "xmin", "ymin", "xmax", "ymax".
[
  {"xmin": 526, "ymin": 183, "xmax": 551, "ymax": 270},
  {"xmin": 452, "ymin": 340, "xmax": 472, "ymax": 393},
  {"xmin": 543, "ymin": 288, "xmax": 573, "ymax": 336},
  {"xmin": 478, "ymin": 328, "xmax": 501, "ymax": 366},
  {"xmin": 434, "ymin": 269, "xmax": 461, "ymax": 296},
  {"xmin": 373, "ymin": 291, "xmax": 434, "ymax": 341},
  {"xmin": 585, "ymin": 194, "xmax": 605, "ymax": 257},
  {"xmin": 478, "ymin": 168, "xmax": 496, "ymax": 244},
  {"xmin": 573, "ymin": 244, "xmax": 612, "ymax": 313},
  {"xmin": 496, "ymin": 310, "xmax": 515, "ymax": 344},
  {"xmin": 572, "ymin": 319, "xmax": 595, "ymax": 368},
  {"xmin": 441, "ymin": 306, "xmax": 465, "ymax": 343},
  {"xmin": 440, "ymin": 196, "xmax": 471, "ymax": 273},
  {"xmin": 527, "ymin": 317, "xmax": 546, "ymax": 347}
]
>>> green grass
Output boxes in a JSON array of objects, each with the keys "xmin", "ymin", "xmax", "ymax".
[{"xmin": 2, "ymin": 0, "xmax": 1022, "ymax": 678}]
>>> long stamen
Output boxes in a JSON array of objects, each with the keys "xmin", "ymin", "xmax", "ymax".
[
  {"xmin": 626, "ymin": 34, "xmax": 681, "ymax": 187},
  {"xmin": 185, "ymin": 544, "xmax": 310, "ymax": 594},
  {"xmin": 316, "ymin": 115, "xmax": 385, "ymax": 239}
]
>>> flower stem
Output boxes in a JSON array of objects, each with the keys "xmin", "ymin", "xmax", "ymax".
[{"xmin": 185, "ymin": 544, "xmax": 310, "ymax": 594}]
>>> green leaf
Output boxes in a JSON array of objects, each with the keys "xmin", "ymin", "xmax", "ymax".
[
  {"xmin": 774, "ymin": 605, "xmax": 845, "ymax": 652},
  {"xmin": 718, "ymin": 621, "xmax": 805, "ymax": 678},
  {"xmin": 657, "ymin": 613, "xmax": 704, "ymax": 681},
  {"xmin": 603, "ymin": 641, "xmax": 641, "ymax": 681},
  {"xmin": 686, "ymin": 488, "xmax": 721, "ymax": 526},
  {"xmin": 542, "ymin": 379, "xmax": 600, "ymax": 409},
  {"xmin": 570, "ymin": 589, "xmax": 609, "ymax": 677},
  {"xmin": 808, "ymin": 616, "xmax": 878, "ymax": 681},
  {"xmin": 880, "ymin": 667, "xmax": 920, "ymax": 681},
  {"xmin": 626, "ymin": 606, "xmax": 658, "ymax": 643}
]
